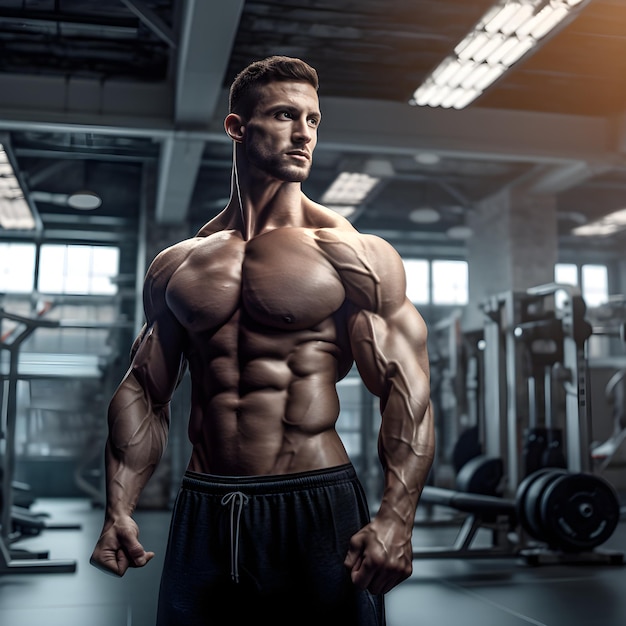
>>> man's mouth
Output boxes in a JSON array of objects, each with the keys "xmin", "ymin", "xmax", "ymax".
[{"xmin": 286, "ymin": 150, "xmax": 309, "ymax": 161}]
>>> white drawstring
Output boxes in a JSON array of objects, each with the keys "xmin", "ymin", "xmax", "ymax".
[{"xmin": 220, "ymin": 491, "xmax": 249, "ymax": 583}]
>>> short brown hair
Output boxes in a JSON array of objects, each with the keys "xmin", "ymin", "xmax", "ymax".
[{"xmin": 229, "ymin": 56, "xmax": 319, "ymax": 118}]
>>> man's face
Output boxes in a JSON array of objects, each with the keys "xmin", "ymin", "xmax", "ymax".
[{"xmin": 242, "ymin": 80, "xmax": 321, "ymax": 183}]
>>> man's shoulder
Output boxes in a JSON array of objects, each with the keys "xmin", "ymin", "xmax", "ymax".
[
  {"xmin": 313, "ymin": 224, "xmax": 398, "ymax": 258},
  {"xmin": 311, "ymin": 226, "xmax": 405, "ymax": 314}
]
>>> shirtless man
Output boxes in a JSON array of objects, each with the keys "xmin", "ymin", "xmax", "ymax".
[{"xmin": 90, "ymin": 56, "xmax": 435, "ymax": 626}]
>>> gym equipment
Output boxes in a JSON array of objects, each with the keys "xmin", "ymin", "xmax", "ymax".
[
  {"xmin": 480, "ymin": 283, "xmax": 593, "ymax": 494},
  {"xmin": 515, "ymin": 467, "xmax": 559, "ymax": 540},
  {"xmin": 414, "ymin": 468, "xmax": 623, "ymax": 565},
  {"xmin": 539, "ymin": 472, "xmax": 620, "ymax": 551},
  {"xmin": 0, "ymin": 308, "xmax": 76, "ymax": 573},
  {"xmin": 591, "ymin": 367, "xmax": 626, "ymax": 471},
  {"xmin": 0, "ymin": 304, "xmax": 134, "ymax": 575},
  {"xmin": 451, "ymin": 424, "xmax": 482, "ymax": 475},
  {"xmin": 455, "ymin": 454, "xmax": 503, "ymax": 496},
  {"xmin": 414, "ymin": 485, "xmax": 519, "ymax": 560},
  {"xmin": 518, "ymin": 468, "xmax": 568, "ymax": 541}
]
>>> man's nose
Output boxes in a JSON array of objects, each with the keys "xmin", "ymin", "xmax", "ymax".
[{"xmin": 292, "ymin": 118, "xmax": 313, "ymax": 143}]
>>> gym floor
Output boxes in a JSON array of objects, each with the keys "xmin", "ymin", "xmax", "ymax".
[{"xmin": 0, "ymin": 496, "xmax": 625, "ymax": 626}]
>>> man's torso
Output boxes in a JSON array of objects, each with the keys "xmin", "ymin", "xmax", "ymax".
[{"xmin": 161, "ymin": 225, "xmax": 373, "ymax": 475}]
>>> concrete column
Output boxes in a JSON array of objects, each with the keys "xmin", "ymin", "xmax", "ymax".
[{"xmin": 464, "ymin": 186, "xmax": 558, "ymax": 330}]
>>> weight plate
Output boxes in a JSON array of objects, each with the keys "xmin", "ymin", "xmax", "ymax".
[
  {"xmin": 455, "ymin": 454, "xmax": 503, "ymax": 495},
  {"xmin": 523, "ymin": 469, "xmax": 567, "ymax": 540},
  {"xmin": 539, "ymin": 473, "xmax": 620, "ymax": 552},
  {"xmin": 516, "ymin": 468, "xmax": 555, "ymax": 537},
  {"xmin": 452, "ymin": 426, "xmax": 481, "ymax": 474}
]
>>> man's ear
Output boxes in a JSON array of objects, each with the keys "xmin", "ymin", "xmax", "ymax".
[{"xmin": 224, "ymin": 113, "xmax": 245, "ymax": 142}]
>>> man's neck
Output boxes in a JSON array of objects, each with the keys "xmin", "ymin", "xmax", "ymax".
[{"xmin": 230, "ymin": 165, "xmax": 306, "ymax": 240}]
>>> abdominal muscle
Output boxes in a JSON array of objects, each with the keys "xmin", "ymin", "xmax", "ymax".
[{"xmin": 184, "ymin": 314, "xmax": 352, "ymax": 477}]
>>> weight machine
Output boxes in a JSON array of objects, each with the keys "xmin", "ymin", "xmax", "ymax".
[
  {"xmin": 480, "ymin": 283, "xmax": 592, "ymax": 494},
  {"xmin": 414, "ymin": 283, "xmax": 623, "ymax": 565}
]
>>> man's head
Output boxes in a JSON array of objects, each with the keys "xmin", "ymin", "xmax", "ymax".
[
  {"xmin": 229, "ymin": 56, "xmax": 319, "ymax": 119},
  {"xmin": 226, "ymin": 56, "xmax": 321, "ymax": 184}
]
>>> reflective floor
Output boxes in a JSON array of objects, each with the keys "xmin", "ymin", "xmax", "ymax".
[{"xmin": 1, "ymin": 496, "xmax": 625, "ymax": 626}]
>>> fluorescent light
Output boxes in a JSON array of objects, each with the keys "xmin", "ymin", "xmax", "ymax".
[
  {"xmin": 432, "ymin": 58, "xmax": 463, "ymax": 85},
  {"xmin": 321, "ymin": 172, "xmax": 380, "ymax": 205},
  {"xmin": 484, "ymin": 2, "xmax": 524, "ymax": 34},
  {"xmin": 486, "ymin": 36, "xmax": 523, "ymax": 65},
  {"xmin": 446, "ymin": 225, "xmax": 474, "ymax": 240},
  {"xmin": 572, "ymin": 208, "xmax": 626, "ymax": 237},
  {"xmin": 500, "ymin": 4, "xmax": 536, "ymax": 35},
  {"xmin": 448, "ymin": 61, "xmax": 479, "ymax": 88},
  {"xmin": 441, "ymin": 87, "xmax": 468, "ymax": 108},
  {"xmin": 452, "ymin": 88, "xmax": 482, "ymax": 109},
  {"xmin": 474, "ymin": 65, "xmax": 507, "ymax": 91},
  {"xmin": 410, "ymin": 0, "xmax": 589, "ymax": 110},
  {"xmin": 409, "ymin": 207, "xmax": 440, "ymax": 223},
  {"xmin": 414, "ymin": 152, "xmax": 441, "ymax": 165},
  {"xmin": 428, "ymin": 85, "xmax": 453, "ymax": 107},
  {"xmin": 0, "ymin": 142, "xmax": 36, "ymax": 230},
  {"xmin": 68, "ymin": 190, "xmax": 102, "ymax": 210},
  {"xmin": 461, "ymin": 63, "xmax": 491, "ymax": 90},
  {"xmin": 472, "ymin": 33, "xmax": 507, "ymax": 63},
  {"xmin": 500, "ymin": 37, "xmax": 535, "ymax": 66},
  {"xmin": 531, "ymin": 4, "xmax": 569, "ymax": 39},
  {"xmin": 414, "ymin": 82, "xmax": 439, "ymax": 106},
  {"xmin": 456, "ymin": 32, "xmax": 490, "ymax": 60}
]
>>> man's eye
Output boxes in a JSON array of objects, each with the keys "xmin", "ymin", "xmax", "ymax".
[
  {"xmin": 308, "ymin": 118, "xmax": 319, "ymax": 127},
  {"xmin": 278, "ymin": 111, "xmax": 292, "ymax": 119}
]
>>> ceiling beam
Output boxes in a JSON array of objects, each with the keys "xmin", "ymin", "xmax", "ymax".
[
  {"xmin": 526, "ymin": 161, "xmax": 618, "ymax": 195},
  {"xmin": 316, "ymin": 97, "xmax": 623, "ymax": 168},
  {"xmin": 119, "ymin": 0, "xmax": 177, "ymax": 48},
  {"xmin": 1, "ymin": 76, "xmax": 624, "ymax": 199},
  {"xmin": 154, "ymin": 0, "xmax": 245, "ymax": 223}
]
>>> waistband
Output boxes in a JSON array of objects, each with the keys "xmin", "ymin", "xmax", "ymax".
[{"xmin": 182, "ymin": 463, "xmax": 357, "ymax": 496}]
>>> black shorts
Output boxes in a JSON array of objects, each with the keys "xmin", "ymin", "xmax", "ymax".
[{"xmin": 156, "ymin": 463, "xmax": 385, "ymax": 626}]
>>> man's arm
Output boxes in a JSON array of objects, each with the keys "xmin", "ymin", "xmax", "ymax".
[
  {"xmin": 90, "ymin": 257, "xmax": 187, "ymax": 577},
  {"xmin": 342, "ymin": 244, "xmax": 435, "ymax": 595}
]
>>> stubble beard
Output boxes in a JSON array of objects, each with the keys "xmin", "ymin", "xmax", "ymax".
[{"xmin": 246, "ymin": 142, "xmax": 312, "ymax": 183}]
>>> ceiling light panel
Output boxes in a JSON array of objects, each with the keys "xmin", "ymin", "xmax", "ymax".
[
  {"xmin": 410, "ymin": 0, "xmax": 591, "ymax": 110},
  {"xmin": 0, "ymin": 142, "xmax": 36, "ymax": 230}
]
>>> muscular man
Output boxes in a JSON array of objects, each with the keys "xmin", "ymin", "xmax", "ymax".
[{"xmin": 90, "ymin": 56, "xmax": 435, "ymax": 625}]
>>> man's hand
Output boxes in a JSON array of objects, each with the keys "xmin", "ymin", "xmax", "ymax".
[
  {"xmin": 344, "ymin": 519, "xmax": 413, "ymax": 595},
  {"xmin": 90, "ymin": 515, "xmax": 154, "ymax": 577}
]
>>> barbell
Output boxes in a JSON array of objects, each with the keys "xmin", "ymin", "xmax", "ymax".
[{"xmin": 421, "ymin": 467, "xmax": 621, "ymax": 553}]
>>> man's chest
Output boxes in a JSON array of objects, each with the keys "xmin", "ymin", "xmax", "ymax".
[{"xmin": 166, "ymin": 228, "xmax": 347, "ymax": 333}]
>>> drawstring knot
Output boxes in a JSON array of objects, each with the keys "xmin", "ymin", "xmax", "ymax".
[{"xmin": 221, "ymin": 491, "xmax": 249, "ymax": 583}]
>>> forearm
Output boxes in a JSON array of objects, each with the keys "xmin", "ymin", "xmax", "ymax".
[
  {"xmin": 377, "ymin": 377, "xmax": 434, "ymax": 530},
  {"xmin": 104, "ymin": 372, "xmax": 170, "ymax": 522}
]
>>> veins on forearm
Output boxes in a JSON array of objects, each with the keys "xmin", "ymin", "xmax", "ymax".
[
  {"xmin": 362, "ymin": 321, "xmax": 431, "ymax": 517},
  {"xmin": 108, "ymin": 378, "xmax": 169, "ymax": 488}
]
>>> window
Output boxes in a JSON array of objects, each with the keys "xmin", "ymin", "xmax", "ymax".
[
  {"xmin": 581, "ymin": 264, "xmax": 608, "ymax": 308},
  {"xmin": 555, "ymin": 263, "xmax": 577, "ymax": 287},
  {"xmin": 403, "ymin": 258, "xmax": 469, "ymax": 305},
  {"xmin": 432, "ymin": 260, "xmax": 468, "ymax": 305},
  {"xmin": 554, "ymin": 263, "xmax": 608, "ymax": 308},
  {"xmin": 38, "ymin": 244, "xmax": 119, "ymax": 295},
  {"xmin": 0, "ymin": 242, "xmax": 35, "ymax": 293},
  {"xmin": 403, "ymin": 259, "xmax": 429, "ymax": 304}
]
